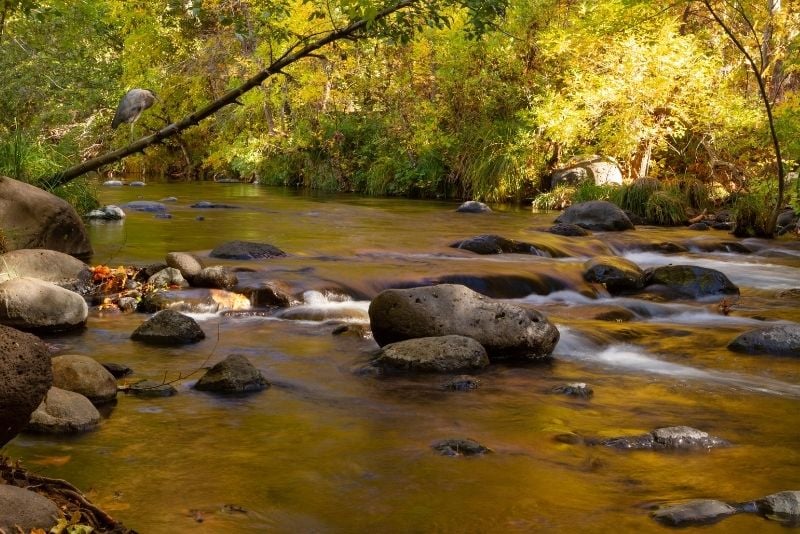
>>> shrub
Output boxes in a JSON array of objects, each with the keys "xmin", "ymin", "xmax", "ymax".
[
  {"xmin": 645, "ymin": 190, "xmax": 687, "ymax": 225},
  {"xmin": 617, "ymin": 178, "xmax": 661, "ymax": 217}
]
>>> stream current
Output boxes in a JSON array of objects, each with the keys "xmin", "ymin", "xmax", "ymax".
[{"xmin": 6, "ymin": 182, "xmax": 800, "ymax": 532}]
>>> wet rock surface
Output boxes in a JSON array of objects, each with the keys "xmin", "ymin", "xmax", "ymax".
[
  {"xmin": 127, "ymin": 380, "xmax": 178, "ymax": 397},
  {"xmin": 582, "ymin": 256, "xmax": 645, "ymax": 294},
  {"xmin": 210, "ymin": 240, "xmax": 287, "ymax": 260},
  {"xmin": 27, "ymin": 387, "xmax": 101, "ymax": 434},
  {"xmin": 456, "ymin": 201, "xmax": 491, "ymax": 213},
  {"xmin": 547, "ymin": 223, "xmax": 590, "ymax": 237},
  {"xmin": 131, "ymin": 309, "xmax": 206, "ymax": 345},
  {"xmin": 0, "ymin": 249, "xmax": 91, "ymax": 290},
  {"xmin": 51, "ymin": 354, "xmax": 118, "ymax": 405},
  {"xmin": 551, "ymin": 383, "xmax": 593, "ymax": 399},
  {"xmin": 431, "ymin": 438, "xmax": 491, "ymax": 457},
  {"xmin": 148, "ymin": 267, "xmax": 190, "ymax": 289},
  {"xmin": 554, "ymin": 200, "xmax": 634, "ymax": 231},
  {"xmin": 166, "ymin": 252, "xmax": 203, "ymax": 278},
  {"xmin": 599, "ymin": 426, "xmax": 730, "ymax": 450},
  {"xmin": 754, "ymin": 491, "xmax": 800, "ymax": 525},
  {"xmin": 102, "ymin": 362, "xmax": 133, "ymax": 378},
  {"xmin": 451, "ymin": 234, "xmax": 565, "ymax": 257},
  {"xmin": 440, "ymin": 375, "xmax": 481, "ymax": 391},
  {"xmin": 643, "ymin": 265, "xmax": 739, "ymax": 299},
  {"xmin": 195, "ymin": 354, "xmax": 270, "ymax": 393},
  {"xmin": 0, "ymin": 277, "xmax": 88, "ymax": 332},
  {"xmin": 727, "ymin": 324, "xmax": 800, "ymax": 357},
  {"xmin": 191, "ymin": 266, "xmax": 238, "ymax": 290},
  {"xmin": 651, "ymin": 500, "xmax": 738, "ymax": 527},
  {"xmin": 372, "ymin": 335, "xmax": 490, "ymax": 373}
]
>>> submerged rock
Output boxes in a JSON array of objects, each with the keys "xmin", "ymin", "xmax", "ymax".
[
  {"xmin": 369, "ymin": 284, "xmax": 560, "ymax": 360},
  {"xmin": 51, "ymin": 354, "xmax": 117, "ymax": 405},
  {"xmin": 190, "ymin": 201, "xmax": 240, "ymax": 209},
  {"xmin": 754, "ymin": 491, "xmax": 800, "ymax": 525},
  {"xmin": 125, "ymin": 200, "xmax": 167, "ymax": 212},
  {"xmin": 372, "ymin": 335, "xmax": 489, "ymax": 373},
  {"xmin": 127, "ymin": 380, "xmax": 177, "ymax": 397},
  {"xmin": 582, "ymin": 256, "xmax": 645, "ymax": 294},
  {"xmin": 456, "ymin": 201, "xmax": 492, "ymax": 213},
  {"xmin": 210, "ymin": 241, "xmax": 287, "ymax": 260},
  {"xmin": 0, "ymin": 325, "xmax": 52, "ymax": 447},
  {"xmin": 554, "ymin": 200, "xmax": 634, "ymax": 231},
  {"xmin": 727, "ymin": 324, "xmax": 800, "ymax": 357},
  {"xmin": 27, "ymin": 387, "xmax": 100, "ymax": 433},
  {"xmin": 451, "ymin": 234, "xmax": 564, "ymax": 257},
  {"xmin": 0, "ymin": 485, "xmax": 60, "ymax": 533},
  {"xmin": 644, "ymin": 265, "xmax": 739, "ymax": 299},
  {"xmin": 195, "ymin": 354, "xmax": 270, "ymax": 393},
  {"xmin": 551, "ymin": 383, "xmax": 593, "ymax": 399},
  {"xmin": 599, "ymin": 426, "xmax": 730, "ymax": 450},
  {"xmin": 547, "ymin": 223, "xmax": 590, "ymax": 237},
  {"xmin": 131, "ymin": 309, "xmax": 206, "ymax": 345},
  {"xmin": 440, "ymin": 375, "xmax": 481, "ymax": 391},
  {"xmin": 432, "ymin": 438, "xmax": 491, "ymax": 456},
  {"xmin": 242, "ymin": 280, "xmax": 298, "ymax": 307},
  {"xmin": 651, "ymin": 500, "xmax": 738, "ymax": 527},
  {"xmin": 102, "ymin": 362, "xmax": 132, "ymax": 378}
]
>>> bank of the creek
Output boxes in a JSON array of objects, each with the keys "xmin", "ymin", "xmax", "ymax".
[{"xmin": 6, "ymin": 181, "xmax": 800, "ymax": 532}]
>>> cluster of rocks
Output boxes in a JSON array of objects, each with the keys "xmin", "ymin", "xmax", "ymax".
[{"xmin": 652, "ymin": 490, "xmax": 800, "ymax": 528}]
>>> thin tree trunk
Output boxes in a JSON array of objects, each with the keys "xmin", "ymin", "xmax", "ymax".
[{"xmin": 47, "ymin": 0, "xmax": 417, "ymax": 189}]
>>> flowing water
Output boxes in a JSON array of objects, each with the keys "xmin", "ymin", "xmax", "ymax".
[{"xmin": 6, "ymin": 182, "xmax": 800, "ymax": 532}]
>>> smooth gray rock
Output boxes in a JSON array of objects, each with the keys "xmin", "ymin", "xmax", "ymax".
[
  {"xmin": 27, "ymin": 387, "xmax": 100, "ymax": 433},
  {"xmin": 210, "ymin": 240, "xmax": 287, "ymax": 260},
  {"xmin": 451, "ymin": 234, "xmax": 565, "ymax": 257},
  {"xmin": 372, "ymin": 335, "xmax": 489, "ymax": 373},
  {"xmin": 456, "ymin": 201, "xmax": 492, "ymax": 213},
  {"xmin": 86, "ymin": 204, "xmax": 125, "ymax": 220},
  {"xmin": 777, "ymin": 209, "xmax": 797, "ymax": 227},
  {"xmin": 243, "ymin": 280, "xmax": 297, "ymax": 307},
  {"xmin": 148, "ymin": 267, "xmax": 189, "ymax": 289},
  {"xmin": 0, "ymin": 325, "xmax": 52, "ymax": 447},
  {"xmin": 432, "ymin": 438, "xmax": 491, "ymax": 456},
  {"xmin": 128, "ymin": 380, "xmax": 177, "ymax": 397},
  {"xmin": 644, "ymin": 265, "xmax": 739, "ymax": 299},
  {"xmin": 0, "ymin": 485, "xmax": 60, "ymax": 533},
  {"xmin": 165, "ymin": 252, "xmax": 203, "ymax": 278},
  {"xmin": 368, "ymin": 284, "xmax": 559, "ymax": 360},
  {"xmin": 0, "ymin": 277, "xmax": 88, "ymax": 332},
  {"xmin": 195, "ymin": 354, "xmax": 270, "ymax": 393},
  {"xmin": 755, "ymin": 491, "xmax": 800, "ymax": 523},
  {"xmin": 582, "ymin": 256, "xmax": 645, "ymax": 294},
  {"xmin": 727, "ymin": 324, "xmax": 800, "ymax": 357},
  {"xmin": 554, "ymin": 200, "xmax": 634, "ymax": 231},
  {"xmin": 131, "ymin": 309, "xmax": 205, "ymax": 345},
  {"xmin": 551, "ymin": 156, "xmax": 623, "ymax": 188},
  {"xmin": 51, "ymin": 354, "xmax": 118, "ymax": 405},
  {"xmin": 652, "ymin": 500, "xmax": 738, "ymax": 527},
  {"xmin": 103, "ymin": 180, "xmax": 123, "ymax": 186},
  {"xmin": 191, "ymin": 266, "xmax": 238, "ymax": 290},
  {"xmin": 102, "ymin": 362, "xmax": 132, "ymax": 378},
  {"xmin": 600, "ymin": 426, "xmax": 730, "ymax": 450},
  {"xmin": 0, "ymin": 249, "xmax": 91, "ymax": 290},
  {"xmin": 0, "ymin": 176, "xmax": 92, "ymax": 259}
]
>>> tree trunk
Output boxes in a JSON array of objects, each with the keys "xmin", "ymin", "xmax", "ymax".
[{"xmin": 632, "ymin": 139, "xmax": 653, "ymax": 180}]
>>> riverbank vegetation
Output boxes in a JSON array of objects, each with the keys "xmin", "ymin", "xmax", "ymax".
[{"xmin": 0, "ymin": 1, "xmax": 797, "ymax": 219}]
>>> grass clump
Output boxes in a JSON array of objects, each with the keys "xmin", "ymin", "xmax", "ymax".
[{"xmin": 645, "ymin": 190, "xmax": 687, "ymax": 226}]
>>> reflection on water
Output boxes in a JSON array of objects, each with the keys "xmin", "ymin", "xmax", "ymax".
[{"xmin": 7, "ymin": 182, "xmax": 800, "ymax": 532}]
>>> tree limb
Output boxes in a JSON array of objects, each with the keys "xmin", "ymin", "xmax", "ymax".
[{"xmin": 47, "ymin": 0, "xmax": 417, "ymax": 189}]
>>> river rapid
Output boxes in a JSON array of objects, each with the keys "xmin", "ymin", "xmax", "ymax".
[{"xmin": 7, "ymin": 182, "xmax": 800, "ymax": 532}]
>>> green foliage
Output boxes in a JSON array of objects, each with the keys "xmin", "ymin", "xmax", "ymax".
[
  {"xmin": 531, "ymin": 185, "xmax": 575, "ymax": 211},
  {"xmin": 733, "ymin": 193, "xmax": 772, "ymax": 237},
  {"xmin": 616, "ymin": 178, "xmax": 661, "ymax": 218},
  {"xmin": 644, "ymin": 190, "xmax": 687, "ymax": 226}
]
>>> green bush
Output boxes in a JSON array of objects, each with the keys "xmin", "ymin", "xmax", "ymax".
[
  {"xmin": 645, "ymin": 190, "xmax": 687, "ymax": 226},
  {"xmin": 732, "ymin": 192, "xmax": 772, "ymax": 237},
  {"xmin": 617, "ymin": 178, "xmax": 661, "ymax": 217}
]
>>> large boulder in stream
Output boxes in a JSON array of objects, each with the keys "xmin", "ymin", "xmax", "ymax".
[
  {"xmin": 368, "ymin": 284, "xmax": 559, "ymax": 360},
  {"xmin": 582, "ymin": 256, "xmax": 645, "ymax": 294},
  {"xmin": 598, "ymin": 426, "xmax": 730, "ymax": 450},
  {"xmin": 131, "ymin": 309, "xmax": 205, "ymax": 345},
  {"xmin": 0, "ymin": 277, "xmax": 88, "ymax": 332},
  {"xmin": 0, "ymin": 176, "xmax": 92, "ymax": 259},
  {"xmin": 191, "ymin": 266, "xmax": 238, "ymax": 290},
  {"xmin": 451, "ymin": 234, "xmax": 565, "ymax": 257},
  {"xmin": 210, "ymin": 240, "xmax": 287, "ymax": 260},
  {"xmin": 372, "ymin": 335, "xmax": 490, "ymax": 373},
  {"xmin": 0, "ymin": 325, "xmax": 52, "ymax": 447},
  {"xmin": 554, "ymin": 200, "xmax": 634, "ymax": 232},
  {"xmin": 0, "ymin": 485, "xmax": 60, "ymax": 533},
  {"xmin": 195, "ymin": 354, "xmax": 270, "ymax": 393},
  {"xmin": 165, "ymin": 252, "xmax": 204, "ymax": 278},
  {"xmin": 727, "ymin": 324, "xmax": 800, "ymax": 357},
  {"xmin": 0, "ymin": 249, "xmax": 91, "ymax": 291},
  {"xmin": 51, "ymin": 355, "xmax": 118, "ymax": 405},
  {"xmin": 27, "ymin": 387, "xmax": 100, "ymax": 434},
  {"xmin": 643, "ymin": 265, "xmax": 739, "ymax": 299},
  {"xmin": 651, "ymin": 500, "xmax": 739, "ymax": 527}
]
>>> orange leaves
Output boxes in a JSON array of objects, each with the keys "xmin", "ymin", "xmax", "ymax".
[{"xmin": 89, "ymin": 265, "xmax": 135, "ymax": 294}]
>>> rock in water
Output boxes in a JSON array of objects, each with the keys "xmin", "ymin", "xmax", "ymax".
[
  {"xmin": 727, "ymin": 324, "xmax": 800, "ymax": 357},
  {"xmin": 582, "ymin": 256, "xmax": 645, "ymax": 294},
  {"xmin": 166, "ymin": 252, "xmax": 204, "ymax": 278},
  {"xmin": 0, "ymin": 485, "xmax": 60, "ymax": 533},
  {"xmin": 0, "ymin": 249, "xmax": 91, "ymax": 290},
  {"xmin": 644, "ymin": 265, "xmax": 739, "ymax": 299},
  {"xmin": 131, "ymin": 309, "xmax": 205, "ymax": 345},
  {"xmin": 456, "ymin": 201, "xmax": 492, "ymax": 213},
  {"xmin": 432, "ymin": 438, "xmax": 491, "ymax": 456},
  {"xmin": 600, "ymin": 426, "xmax": 730, "ymax": 450},
  {"xmin": 0, "ymin": 325, "xmax": 52, "ymax": 447},
  {"xmin": 27, "ymin": 387, "xmax": 100, "ymax": 433},
  {"xmin": 127, "ymin": 380, "xmax": 177, "ymax": 397},
  {"xmin": 554, "ymin": 200, "xmax": 634, "ymax": 231},
  {"xmin": 148, "ymin": 267, "xmax": 189, "ymax": 289},
  {"xmin": 209, "ymin": 241, "xmax": 287, "ymax": 260},
  {"xmin": 552, "ymin": 383, "xmax": 593, "ymax": 399},
  {"xmin": 191, "ymin": 266, "xmax": 238, "ymax": 290},
  {"xmin": 51, "ymin": 354, "xmax": 118, "ymax": 405},
  {"xmin": 0, "ymin": 176, "xmax": 92, "ymax": 259},
  {"xmin": 651, "ymin": 500, "xmax": 738, "ymax": 527},
  {"xmin": 440, "ymin": 375, "xmax": 481, "ymax": 391},
  {"xmin": 372, "ymin": 335, "xmax": 489, "ymax": 373},
  {"xmin": 754, "ymin": 491, "xmax": 800, "ymax": 524},
  {"xmin": 195, "ymin": 354, "xmax": 270, "ymax": 393},
  {"xmin": 368, "ymin": 284, "xmax": 559, "ymax": 360},
  {"xmin": 0, "ymin": 277, "xmax": 88, "ymax": 332}
]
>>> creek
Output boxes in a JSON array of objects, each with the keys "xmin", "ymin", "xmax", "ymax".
[{"xmin": 6, "ymin": 182, "xmax": 800, "ymax": 532}]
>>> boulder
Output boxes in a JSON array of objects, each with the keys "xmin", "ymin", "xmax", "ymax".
[
  {"xmin": 644, "ymin": 265, "xmax": 739, "ymax": 299},
  {"xmin": 191, "ymin": 266, "xmax": 238, "ymax": 290},
  {"xmin": 547, "ymin": 223, "xmax": 590, "ymax": 237},
  {"xmin": 432, "ymin": 438, "xmax": 491, "ymax": 456},
  {"xmin": 0, "ymin": 325, "xmax": 52, "ymax": 447},
  {"xmin": 165, "ymin": 252, "xmax": 203, "ymax": 278},
  {"xmin": 0, "ymin": 485, "xmax": 60, "ymax": 533},
  {"xmin": 190, "ymin": 201, "xmax": 240, "ymax": 209},
  {"xmin": 651, "ymin": 500, "xmax": 738, "ymax": 527},
  {"xmin": 451, "ymin": 234, "xmax": 565, "ymax": 257},
  {"xmin": 777, "ymin": 208, "xmax": 797, "ymax": 228},
  {"xmin": 27, "ymin": 387, "xmax": 100, "ymax": 433},
  {"xmin": 755, "ymin": 491, "xmax": 800, "ymax": 523},
  {"xmin": 243, "ymin": 280, "xmax": 298, "ymax": 307},
  {"xmin": 210, "ymin": 240, "xmax": 287, "ymax": 260},
  {"xmin": 372, "ymin": 335, "xmax": 490, "ymax": 373},
  {"xmin": 131, "ymin": 310, "xmax": 206, "ymax": 345},
  {"xmin": 148, "ymin": 267, "xmax": 189, "ymax": 289},
  {"xmin": 688, "ymin": 222, "xmax": 710, "ymax": 231},
  {"xmin": 554, "ymin": 201, "xmax": 634, "ymax": 231},
  {"xmin": 727, "ymin": 324, "xmax": 800, "ymax": 357},
  {"xmin": 456, "ymin": 201, "xmax": 492, "ymax": 213},
  {"xmin": 0, "ymin": 176, "xmax": 92, "ymax": 259},
  {"xmin": 194, "ymin": 354, "xmax": 270, "ymax": 393},
  {"xmin": 0, "ymin": 249, "xmax": 91, "ymax": 290},
  {"xmin": 582, "ymin": 256, "xmax": 645, "ymax": 294},
  {"xmin": 551, "ymin": 156, "xmax": 623, "ymax": 188},
  {"xmin": 600, "ymin": 426, "xmax": 730, "ymax": 450},
  {"xmin": 51, "ymin": 354, "xmax": 118, "ymax": 405},
  {"xmin": 86, "ymin": 205, "xmax": 125, "ymax": 220},
  {"xmin": 0, "ymin": 277, "xmax": 88, "ymax": 332},
  {"xmin": 368, "ymin": 284, "xmax": 560, "ymax": 360},
  {"xmin": 102, "ymin": 362, "xmax": 132, "ymax": 378}
]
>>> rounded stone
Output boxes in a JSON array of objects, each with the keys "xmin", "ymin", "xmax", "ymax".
[
  {"xmin": 191, "ymin": 266, "xmax": 238, "ymax": 290},
  {"xmin": 0, "ymin": 277, "xmax": 88, "ymax": 332},
  {"xmin": 727, "ymin": 324, "xmax": 800, "ymax": 357},
  {"xmin": 166, "ymin": 252, "xmax": 203, "ymax": 278},
  {"xmin": 131, "ymin": 310, "xmax": 206, "ymax": 345},
  {"xmin": 209, "ymin": 241, "xmax": 287, "ymax": 260},
  {"xmin": 195, "ymin": 354, "xmax": 270, "ymax": 393},
  {"xmin": 554, "ymin": 200, "xmax": 634, "ymax": 231},
  {"xmin": 372, "ymin": 335, "xmax": 490, "ymax": 373},
  {"xmin": 456, "ymin": 201, "xmax": 492, "ymax": 213},
  {"xmin": 652, "ymin": 500, "xmax": 738, "ymax": 527},
  {"xmin": 582, "ymin": 256, "xmax": 645, "ymax": 294},
  {"xmin": 51, "ymin": 354, "xmax": 118, "ymax": 404},
  {"xmin": 0, "ymin": 485, "xmax": 60, "ymax": 533},
  {"xmin": 0, "ymin": 249, "xmax": 91, "ymax": 289},
  {"xmin": 148, "ymin": 267, "xmax": 189, "ymax": 289},
  {"xmin": 644, "ymin": 265, "xmax": 739, "ymax": 299},
  {"xmin": 27, "ymin": 387, "xmax": 101, "ymax": 433}
]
